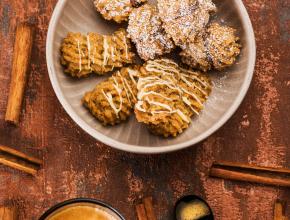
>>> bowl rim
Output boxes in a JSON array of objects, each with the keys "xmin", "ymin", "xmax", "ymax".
[{"xmin": 46, "ymin": 0, "xmax": 256, "ymax": 154}]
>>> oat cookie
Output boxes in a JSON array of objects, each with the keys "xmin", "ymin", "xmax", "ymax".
[
  {"xmin": 127, "ymin": 4, "xmax": 174, "ymax": 61},
  {"xmin": 158, "ymin": 0, "xmax": 216, "ymax": 47},
  {"xmin": 60, "ymin": 29, "xmax": 134, "ymax": 78},
  {"xmin": 83, "ymin": 66, "xmax": 140, "ymax": 125},
  {"xmin": 180, "ymin": 23, "xmax": 241, "ymax": 71},
  {"xmin": 206, "ymin": 23, "xmax": 241, "ymax": 70},
  {"xmin": 135, "ymin": 59, "xmax": 211, "ymax": 137},
  {"xmin": 94, "ymin": 0, "xmax": 147, "ymax": 23}
]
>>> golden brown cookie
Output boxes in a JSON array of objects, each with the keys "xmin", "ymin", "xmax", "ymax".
[
  {"xmin": 206, "ymin": 23, "xmax": 241, "ymax": 70},
  {"xmin": 135, "ymin": 59, "xmax": 212, "ymax": 137},
  {"xmin": 179, "ymin": 33, "xmax": 211, "ymax": 72},
  {"xmin": 127, "ymin": 4, "xmax": 174, "ymax": 61},
  {"xmin": 180, "ymin": 23, "xmax": 241, "ymax": 71},
  {"xmin": 83, "ymin": 66, "xmax": 140, "ymax": 125},
  {"xmin": 60, "ymin": 29, "xmax": 135, "ymax": 78},
  {"xmin": 94, "ymin": 0, "xmax": 147, "ymax": 23},
  {"xmin": 158, "ymin": 0, "xmax": 216, "ymax": 47}
]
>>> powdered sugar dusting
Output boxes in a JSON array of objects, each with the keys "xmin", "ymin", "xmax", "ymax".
[
  {"xmin": 127, "ymin": 4, "xmax": 174, "ymax": 61},
  {"xmin": 94, "ymin": 0, "xmax": 147, "ymax": 23},
  {"xmin": 180, "ymin": 23, "xmax": 241, "ymax": 71},
  {"xmin": 157, "ymin": 0, "xmax": 216, "ymax": 46}
]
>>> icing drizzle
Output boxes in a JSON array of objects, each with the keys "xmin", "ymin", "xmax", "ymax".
[
  {"xmin": 76, "ymin": 39, "xmax": 82, "ymax": 73},
  {"xmin": 73, "ymin": 30, "xmax": 130, "ymax": 73},
  {"xmin": 136, "ymin": 59, "xmax": 211, "ymax": 123},
  {"xmin": 101, "ymin": 68, "xmax": 138, "ymax": 117},
  {"xmin": 103, "ymin": 36, "xmax": 109, "ymax": 67}
]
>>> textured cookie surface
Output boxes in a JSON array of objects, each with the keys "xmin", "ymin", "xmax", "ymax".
[
  {"xmin": 94, "ymin": 0, "xmax": 147, "ymax": 23},
  {"xmin": 206, "ymin": 23, "xmax": 241, "ymax": 70},
  {"xmin": 128, "ymin": 4, "xmax": 174, "ymax": 61},
  {"xmin": 158, "ymin": 0, "xmax": 216, "ymax": 47},
  {"xmin": 180, "ymin": 23, "xmax": 241, "ymax": 71},
  {"xmin": 135, "ymin": 59, "xmax": 212, "ymax": 137},
  {"xmin": 83, "ymin": 66, "xmax": 140, "ymax": 126},
  {"xmin": 60, "ymin": 29, "xmax": 134, "ymax": 78}
]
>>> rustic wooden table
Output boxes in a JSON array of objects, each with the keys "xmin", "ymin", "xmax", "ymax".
[{"xmin": 0, "ymin": 0, "xmax": 290, "ymax": 219}]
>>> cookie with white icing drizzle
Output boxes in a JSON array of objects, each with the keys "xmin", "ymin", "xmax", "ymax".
[
  {"xmin": 94, "ymin": 0, "xmax": 147, "ymax": 23},
  {"xmin": 135, "ymin": 59, "xmax": 212, "ymax": 137},
  {"xmin": 180, "ymin": 23, "xmax": 241, "ymax": 71},
  {"xmin": 60, "ymin": 28, "xmax": 134, "ymax": 78},
  {"xmin": 178, "ymin": 67, "xmax": 212, "ymax": 116},
  {"xmin": 127, "ymin": 4, "xmax": 174, "ymax": 61},
  {"xmin": 83, "ymin": 66, "xmax": 140, "ymax": 126},
  {"xmin": 157, "ymin": 0, "xmax": 216, "ymax": 47}
]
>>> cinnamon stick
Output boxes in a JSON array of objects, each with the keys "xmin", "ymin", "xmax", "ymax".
[
  {"xmin": 0, "ymin": 206, "xmax": 18, "ymax": 220},
  {"xmin": 5, "ymin": 23, "xmax": 34, "ymax": 125},
  {"xmin": 143, "ymin": 197, "xmax": 157, "ymax": 220},
  {"xmin": 213, "ymin": 161, "xmax": 290, "ymax": 174},
  {"xmin": 210, "ymin": 168, "xmax": 290, "ymax": 187},
  {"xmin": 136, "ymin": 204, "xmax": 148, "ymax": 220},
  {"xmin": 210, "ymin": 161, "xmax": 290, "ymax": 187}
]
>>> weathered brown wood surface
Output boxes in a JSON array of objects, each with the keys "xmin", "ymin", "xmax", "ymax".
[{"xmin": 0, "ymin": 0, "xmax": 289, "ymax": 219}]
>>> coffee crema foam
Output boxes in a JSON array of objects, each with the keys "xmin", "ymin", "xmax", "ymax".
[{"xmin": 47, "ymin": 204, "xmax": 121, "ymax": 220}]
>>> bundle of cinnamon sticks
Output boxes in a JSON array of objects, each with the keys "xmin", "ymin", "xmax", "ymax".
[
  {"xmin": 0, "ymin": 144, "xmax": 41, "ymax": 175},
  {"xmin": 210, "ymin": 161, "xmax": 290, "ymax": 187},
  {"xmin": 136, "ymin": 197, "xmax": 157, "ymax": 220}
]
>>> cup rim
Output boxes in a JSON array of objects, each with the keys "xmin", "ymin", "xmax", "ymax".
[{"xmin": 39, "ymin": 198, "xmax": 126, "ymax": 220}]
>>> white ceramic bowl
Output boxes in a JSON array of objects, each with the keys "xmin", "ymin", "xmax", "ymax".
[{"xmin": 46, "ymin": 0, "xmax": 256, "ymax": 154}]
